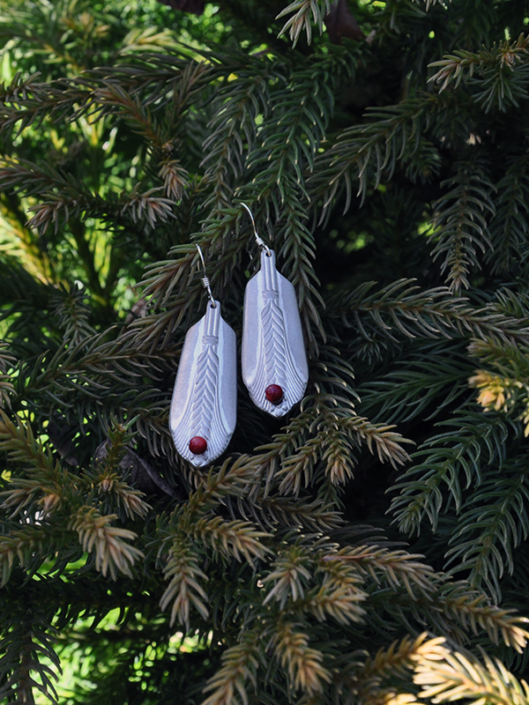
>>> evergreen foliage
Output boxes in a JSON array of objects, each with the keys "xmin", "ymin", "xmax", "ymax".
[{"xmin": 2, "ymin": 0, "xmax": 529, "ymax": 703}]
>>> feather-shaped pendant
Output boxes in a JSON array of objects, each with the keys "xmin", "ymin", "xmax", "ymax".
[
  {"xmin": 242, "ymin": 250, "xmax": 308, "ymax": 417},
  {"xmin": 170, "ymin": 300, "xmax": 237, "ymax": 467}
]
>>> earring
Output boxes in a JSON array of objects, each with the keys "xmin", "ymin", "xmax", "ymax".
[
  {"xmin": 170, "ymin": 245, "xmax": 237, "ymax": 468},
  {"xmin": 241, "ymin": 204, "xmax": 308, "ymax": 417}
]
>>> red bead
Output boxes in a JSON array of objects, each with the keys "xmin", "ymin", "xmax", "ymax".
[
  {"xmin": 189, "ymin": 436, "xmax": 207, "ymax": 454},
  {"xmin": 265, "ymin": 384, "xmax": 284, "ymax": 404}
]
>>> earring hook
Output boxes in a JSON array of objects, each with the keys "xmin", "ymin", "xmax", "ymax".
[
  {"xmin": 196, "ymin": 244, "xmax": 216, "ymax": 308},
  {"xmin": 241, "ymin": 203, "xmax": 271, "ymax": 256}
]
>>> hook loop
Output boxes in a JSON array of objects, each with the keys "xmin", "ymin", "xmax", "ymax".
[
  {"xmin": 241, "ymin": 203, "xmax": 271, "ymax": 256},
  {"xmin": 196, "ymin": 244, "xmax": 216, "ymax": 308}
]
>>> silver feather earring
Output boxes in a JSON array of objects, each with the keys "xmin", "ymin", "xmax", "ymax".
[
  {"xmin": 170, "ymin": 245, "xmax": 237, "ymax": 467},
  {"xmin": 241, "ymin": 204, "xmax": 308, "ymax": 417}
]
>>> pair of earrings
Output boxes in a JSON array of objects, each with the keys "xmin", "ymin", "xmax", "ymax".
[{"xmin": 170, "ymin": 205, "xmax": 309, "ymax": 468}]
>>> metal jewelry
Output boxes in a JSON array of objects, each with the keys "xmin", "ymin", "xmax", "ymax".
[
  {"xmin": 241, "ymin": 204, "xmax": 308, "ymax": 417},
  {"xmin": 170, "ymin": 245, "xmax": 237, "ymax": 467}
]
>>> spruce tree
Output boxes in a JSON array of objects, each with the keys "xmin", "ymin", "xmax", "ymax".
[{"xmin": 2, "ymin": 0, "xmax": 529, "ymax": 702}]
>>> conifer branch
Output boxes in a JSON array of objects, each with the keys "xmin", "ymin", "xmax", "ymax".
[
  {"xmin": 431, "ymin": 160, "xmax": 495, "ymax": 292},
  {"xmin": 93, "ymin": 81, "xmax": 168, "ymax": 146},
  {"xmin": 0, "ymin": 527, "xmax": 47, "ymax": 587},
  {"xmin": 357, "ymin": 343, "xmax": 472, "ymax": 424},
  {"xmin": 351, "ymin": 633, "xmax": 430, "ymax": 705},
  {"xmin": 346, "ymin": 634, "xmax": 529, "ymax": 705},
  {"xmin": 468, "ymin": 326, "xmax": 529, "ymax": 399},
  {"xmin": 429, "ymin": 34, "xmax": 529, "ymax": 111},
  {"xmin": 139, "ymin": 210, "xmax": 242, "ymax": 331},
  {"xmin": 0, "ymin": 410, "xmax": 64, "ymax": 483},
  {"xmin": 70, "ymin": 507, "xmax": 143, "ymax": 580},
  {"xmin": 93, "ymin": 469, "xmax": 151, "ymax": 520},
  {"xmin": 488, "ymin": 155, "xmax": 529, "ymax": 273},
  {"xmin": 303, "ymin": 582, "xmax": 366, "ymax": 626},
  {"xmin": 272, "ymin": 621, "xmax": 331, "ymax": 694},
  {"xmin": 230, "ymin": 495, "xmax": 344, "ymax": 533},
  {"xmin": 412, "ymin": 640, "xmax": 529, "ymax": 704},
  {"xmin": 52, "ymin": 283, "xmax": 95, "ymax": 346},
  {"xmin": 0, "ymin": 74, "xmax": 91, "ymax": 137},
  {"xmin": 11, "ymin": 334, "xmax": 166, "ymax": 411},
  {"xmin": 264, "ymin": 545, "xmax": 313, "ymax": 608},
  {"xmin": 0, "ymin": 414, "xmax": 153, "ymax": 584},
  {"xmin": 119, "ymin": 186, "xmax": 174, "ymax": 228},
  {"xmin": 313, "ymin": 95, "xmax": 440, "ymax": 210},
  {"xmin": 390, "ymin": 411, "xmax": 514, "ymax": 534},
  {"xmin": 444, "ymin": 460, "xmax": 529, "ymax": 601},
  {"xmin": 276, "ymin": 402, "xmax": 411, "ymax": 496},
  {"xmin": 437, "ymin": 584, "xmax": 529, "ymax": 652},
  {"xmin": 0, "ymin": 191, "xmax": 56, "ymax": 283},
  {"xmin": 276, "ymin": 0, "xmax": 331, "ymax": 46},
  {"xmin": 329, "ymin": 280, "xmax": 529, "ymax": 347},
  {"xmin": 0, "ymin": 343, "xmax": 15, "ymax": 409},
  {"xmin": 0, "ymin": 603, "xmax": 61, "ymax": 705},
  {"xmin": 186, "ymin": 455, "xmax": 259, "ymax": 512},
  {"xmin": 0, "ymin": 157, "xmax": 174, "ymax": 236},
  {"xmin": 201, "ymin": 60, "xmax": 276, "ymax": 209},
  {"xmin": 160, "ymin": 536, "xmax": 209, "ymax": 628},
  {"xmin": 304, "ymin": 553, "xmax": 367, "ymax": 625},
  {"xmin": 159, "ymin": 159, "xmax": 188, "ymax": 201},
  {"xmin": 324, "ymin": 546, "xmax": 437, "ymax": 600},
  {"xmin": 202, "ymin": 629, "xmax": 262, "ymax": 705},
  {"xmin": 191, "ymin": 516, "xmax": 270, "ymax": 563}
]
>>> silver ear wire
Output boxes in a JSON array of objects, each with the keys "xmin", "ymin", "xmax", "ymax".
[
  {"xmin": 196, "ymin": 244, "xmax": 216, "ymax": 308},
  {"xmin": 241, "ymin": 203, "xmax": 271, "ymax": 257}
]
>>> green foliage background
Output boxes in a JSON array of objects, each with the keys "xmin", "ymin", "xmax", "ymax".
[{"xmin": 3, "ymin": 0, "xmax": 529, "ymax": 703}]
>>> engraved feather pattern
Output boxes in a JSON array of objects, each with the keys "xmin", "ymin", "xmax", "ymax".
[
  {"xmin": 261, "ymin": 294, "xmax": 288, "ymax": 413},
  {"xmin": 262, "ymin": 295, "xmax": 287, "ymax": 380},
  {"xmin": 190, "ymin": 344, "xmax": 219, "ymax": 437}
]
